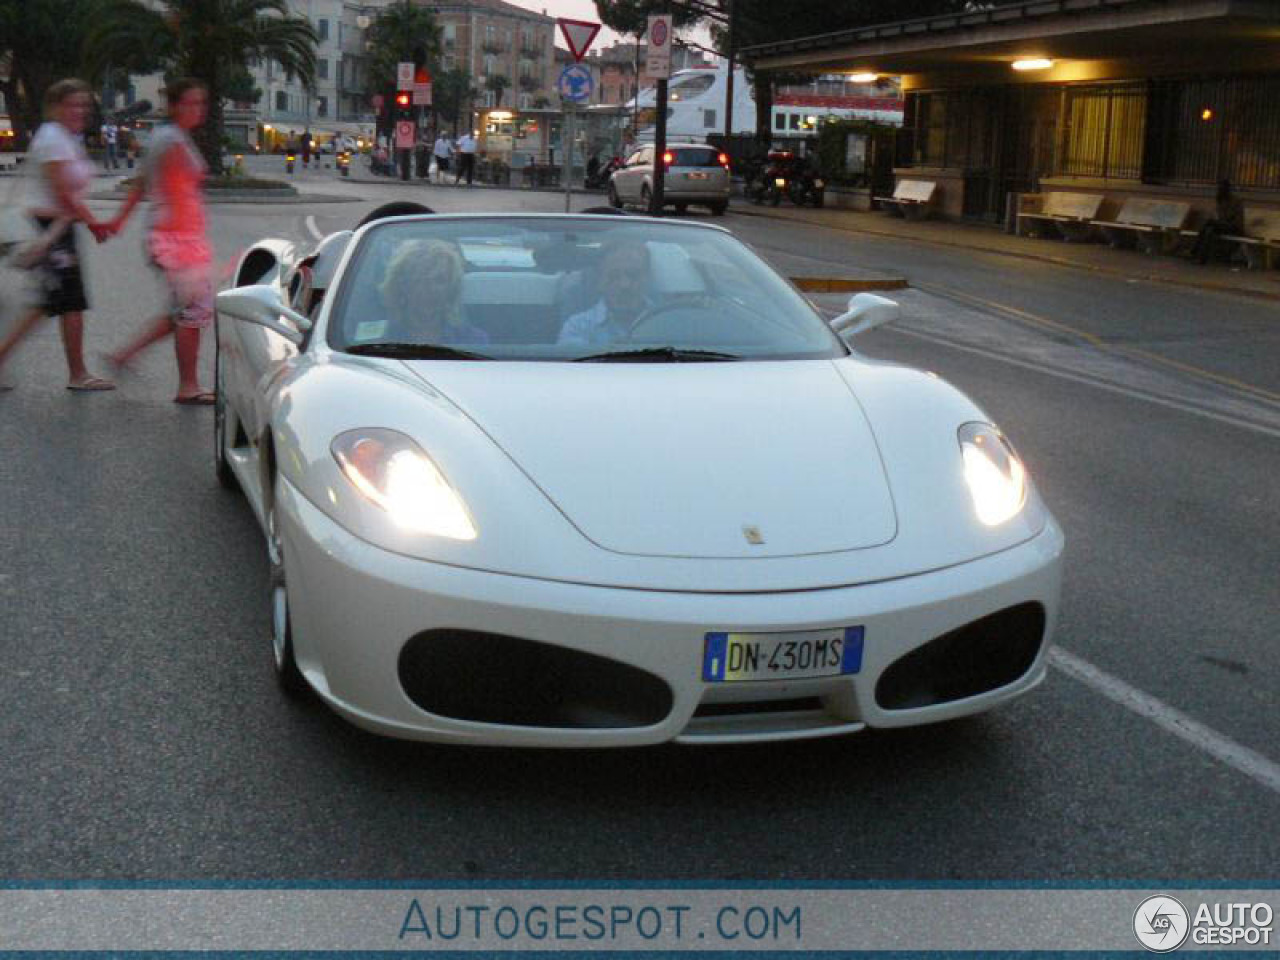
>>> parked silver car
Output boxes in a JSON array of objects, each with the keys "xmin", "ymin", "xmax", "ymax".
[{"xmin": 608, "ymin": 144, "xmax": 731, "ymax": 216}]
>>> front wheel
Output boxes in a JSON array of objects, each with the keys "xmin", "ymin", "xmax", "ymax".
[
  {"xmin": 267, "ymin": 490, "xmax": 309, "ymax": 697},
  {"xmin": 710, "ymin": 201, "xmax": 728, "ymax": 217},
  {"xmin": 213, "ymin": 331, "xmax": 237, "ymax": 491},
  {"xmin": 641, "ymin": 185, "xmax": 655, "ymax": 215}
]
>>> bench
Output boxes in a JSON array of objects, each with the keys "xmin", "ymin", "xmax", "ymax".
[
  {"xmin": 1092, "ymin": 198, "xmax": 1192, "ymax": 254},
  {"xmin": 1016, "ymin": 191, "xmax": 1104, "ymax": 242},
  {"xmin": 1222, "ymin": 207, "xmax": 1280, "ymax": 270},
  {"xmin": 874, "ymin": 179, "xmax": 937, "ymax": 220}
]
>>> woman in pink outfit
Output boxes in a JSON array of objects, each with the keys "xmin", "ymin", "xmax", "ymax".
[{"xmin": 107, "ymin": 78, "xmax": 216, "ymax": 404}]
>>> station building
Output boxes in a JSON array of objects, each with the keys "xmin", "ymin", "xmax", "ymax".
[{"xmin": 742, "ymin": 0, "xmax": 1280, "ymax": 224}]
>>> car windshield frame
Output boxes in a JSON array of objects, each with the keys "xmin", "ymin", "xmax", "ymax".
[{"xmin": 325, "ymin": 215, "xmax": 847, "ymax": 363}]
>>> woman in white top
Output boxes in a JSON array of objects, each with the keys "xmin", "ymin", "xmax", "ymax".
[{"xmin": 0, "ymin": 79, "xmax": 114, "ymax": 392}]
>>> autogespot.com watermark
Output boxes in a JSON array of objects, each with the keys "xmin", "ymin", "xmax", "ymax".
[
  {"xmin": 1134, "ymin": 894, "xmax": 1274, "ymax": 952},
  {"xmin": 398, "ymin": 898, "xmax": 803, "ymax": 945}
]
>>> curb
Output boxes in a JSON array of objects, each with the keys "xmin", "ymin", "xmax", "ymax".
[
  {"xmin": 731, "ymin": 206, "xmax": 1280, "ymax": 304},
  {"xmin": 791, "ymin": 276, "xmax": 907, "ymax": 293}
]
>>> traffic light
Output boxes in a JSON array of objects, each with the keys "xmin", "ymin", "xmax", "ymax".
[{"xmin": 394, "ymin": 90, "xmax": 412, "ymax": 117}]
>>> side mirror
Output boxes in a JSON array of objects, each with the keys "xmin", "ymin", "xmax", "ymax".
[
  {"xmin": 215, "ymin": 284, "xmax": 311, "ymax": 345},
  {"xmin": 830, "ymin": 292, "xmax": 899, "ymax": 343}
]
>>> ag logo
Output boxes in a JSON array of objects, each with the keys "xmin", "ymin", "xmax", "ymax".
[{"xmin": 1134, "ymin": 895, "xmax": 1190, "ymax": 952}]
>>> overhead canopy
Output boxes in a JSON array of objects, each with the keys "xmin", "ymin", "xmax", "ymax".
[{"xmin": 741, "ymin": 0, "xmax": 1280, "ymax": 80}]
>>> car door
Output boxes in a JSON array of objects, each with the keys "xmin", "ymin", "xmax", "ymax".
[{"xmin": 617, "ymin": 148, "xmax": 648, "ymax": 202}]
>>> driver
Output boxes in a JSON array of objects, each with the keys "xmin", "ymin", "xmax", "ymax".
[
  {"xmin": 377, "ymin": 238, "xmax": 489, "ymax": 345},
  {"xmin": 557, "ymin": 236, "xmax": 652, "ymax": 346}
]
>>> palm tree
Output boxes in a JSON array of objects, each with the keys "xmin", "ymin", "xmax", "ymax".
[
  {"xmin": 486, "ymin": 73, "xmax": 510, "ymax": 109},
  {"xmin": 365, "ymin": 0, "xmax": 441, "ymax": 96},
  {"xmin": 85, "ymin": 0, "xmax": 316, "ymax": 173}
]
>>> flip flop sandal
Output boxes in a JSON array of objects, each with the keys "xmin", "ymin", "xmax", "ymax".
[
  {"xmin": 67, "ymin": 377, "xmax": 117, "ymax": 391},
  {"xmin": 174, "ymin": 391, "xmax": 216, "ymax": 405}
]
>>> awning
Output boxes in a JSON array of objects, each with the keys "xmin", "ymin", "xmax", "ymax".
[{"xmin": 741, "ymin": 0, "xmax": 1280, "ymax": 77}]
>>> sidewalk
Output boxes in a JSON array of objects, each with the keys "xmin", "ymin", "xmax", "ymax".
[{"xmin": 733, "ymin": 202, "xmax": 1280, "ymax": 302}]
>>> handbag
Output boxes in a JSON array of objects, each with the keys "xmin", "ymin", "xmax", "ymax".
[{"xmin": 0, "ymin": 171, "xmax": 69, "ymax": 270}]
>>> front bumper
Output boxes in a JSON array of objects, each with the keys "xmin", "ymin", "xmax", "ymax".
[{"xmin": 278, "ymin": 478, "xmax": 1064, "ymax": 747}]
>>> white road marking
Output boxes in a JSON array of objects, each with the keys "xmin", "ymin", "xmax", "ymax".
[
  {"xmin": 1050, "ymin": 647, "xmax": 1280, "ymax": 795},
  {"xmin": 886, "ymin": 325, "xmax": 1280, "ymax": 441},
  {"xmin": 305, "ymin": 215, "xmax": 323, "ymax": 241}
]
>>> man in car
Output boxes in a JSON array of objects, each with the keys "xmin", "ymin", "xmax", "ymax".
[{"xmin": 557, "ymin": 237, "xmax": 651, "ymax": 346}]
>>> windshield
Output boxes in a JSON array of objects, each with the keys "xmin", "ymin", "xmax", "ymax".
[{"xmin": 327, "ymin": 217, "xmax": 844, "ymax": 362}]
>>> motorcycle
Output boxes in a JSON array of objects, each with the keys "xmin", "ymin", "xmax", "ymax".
[
  {"xmin": 585, "ymin": 155, "xmax": 623, "ymax": 191},
  {"xmin": 337, "ymin": 151, "xmax": 350, "ymax": 177},
  {"xmin": 787, "ymin": 167, "xmax": 826, "ymax": 207},
  {"xmin": 285, "ymin": 151, "xmax": 296, "ymax": 175},
  {"xmin": 748, "ymin": 151, "xmax": 795, "ymax": 207}
]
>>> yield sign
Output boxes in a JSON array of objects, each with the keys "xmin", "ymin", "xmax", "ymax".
[{"xmin": 557, "ymin": 18, "xmax": 601, "ymax": 62}]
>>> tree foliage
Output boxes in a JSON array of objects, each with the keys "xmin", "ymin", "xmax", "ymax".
[
  {"xmin": 594, "ymin": 0, "xmax": 700, "ymax": 40},
  {"xmin": 433, "ymin": 67, "xmax": 476, "ymax": 135},
  {"xmin": 84, "ymin": 0, "xmax": 317, "ymax": 173},
  {"xmin": 366, "ymin": 0, "xmax": 442, "ymax": 96},
  {"xmin": 0, "ymin": 0, "xmax": 95, "ymax": 143}
]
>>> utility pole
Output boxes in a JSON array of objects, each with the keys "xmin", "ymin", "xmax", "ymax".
[{"xmin": 723, "ymin": 0, "xmax": 735, "ymax": 142}]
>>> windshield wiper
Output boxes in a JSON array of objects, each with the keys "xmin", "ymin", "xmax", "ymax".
[
  {"xmin": 346, "ymin": 342, "xmax": 493, "ymax": 361},
  {"xmin": 574, "ymin": 346, "xmax": 740, "ymax": 363}
]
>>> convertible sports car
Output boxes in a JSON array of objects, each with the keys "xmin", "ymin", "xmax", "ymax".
[{"xmin": 214, "ymin": 210, "xmax": 1064, "ymax": 746}]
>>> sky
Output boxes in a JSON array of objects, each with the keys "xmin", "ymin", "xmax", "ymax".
[{"xmin": 504, "ymin": 0, "xmax": 715, "ymax": 55}]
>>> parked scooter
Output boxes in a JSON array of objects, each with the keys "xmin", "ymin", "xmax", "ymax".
[
  {"xmin": 285, "ymin": 151, "xmax": 296, "ymax": 174},
  {"xmin": 585, "ymin": 155, "xmax": 623, "ymax": 191},
  {"xmin": 787, "ymin": 159, "xmax": 826, "ymax": 207},
  {"xmin": 337, "ymin": 151, "xmax": 350, "ymax": 177}
]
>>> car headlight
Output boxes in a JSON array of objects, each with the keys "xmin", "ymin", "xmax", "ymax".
[
  {"xmin": 959, "ymin": 423, "xmax": 1027, "ymax": 526},
  {"xmin": 331, "ymin": 428, "xmax": 476, "ymax": 540}
]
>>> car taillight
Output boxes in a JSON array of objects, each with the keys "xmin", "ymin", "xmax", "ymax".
[
  {"xmin": 663, "ymin": 151, "xmax": 674, "ymax": 166},
  {"xmin": 718, "ymin": 152, "xmax": 729, "ymax": 167}
]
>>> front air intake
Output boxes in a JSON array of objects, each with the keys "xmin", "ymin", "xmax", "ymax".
[
  {"xmin": 875, "ymin": 603, "xmax": 1046, "ymax": 710},
  {"xmin": 398, "ymin": 630, "xmax": 673, "ymax": 729}
]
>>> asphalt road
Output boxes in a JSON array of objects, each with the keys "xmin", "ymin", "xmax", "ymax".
[{"xmin": 1, "ymin": 161, "xmax": 1277, "ymax": 881}]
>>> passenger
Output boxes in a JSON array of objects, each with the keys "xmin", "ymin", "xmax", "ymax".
[
  {"xmin": 557, "ymin": 236, "xmax": 651, "ymax": 346},
  {"xmin": 377, "ymin": 238, "xmax": 488, "ymax": 345}
]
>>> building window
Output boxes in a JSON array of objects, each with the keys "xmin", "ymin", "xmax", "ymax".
[
  {"xmin": 703, "ymin": 108, "xmax": 716, "ymax": 129},
  {"xmin": 1059, "ymin": 83, "xmax": 1145, "ymax": 180},
  {"xmin": 444, "ymin": 24, "xmax": 456, "ymax": 47},
  {"xmin": 789, "ymin": 113, "xmax": 800, "ymax": 130},
  {"xmin": 774, "ymin": 112, "xmax": 785, "ymax": 130},
  {"xmin": 275, "ymin": 90, "xmax": 288, "ymax": 111},
  {"xmin": 317, "ymin": 59, "xmax": 329, "ymax": 80},
  {"xmin": 318, "ymin": 18, "xmax": 329, "ymax": 41}
]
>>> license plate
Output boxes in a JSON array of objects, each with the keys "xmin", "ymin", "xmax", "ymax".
[
  {"xmin": 702, "ymin": 627, "xmax": 864, "ymax": 683},
  {"xmin": 685, "ymin": 172, "xmax": 710, "ymax": 180}
]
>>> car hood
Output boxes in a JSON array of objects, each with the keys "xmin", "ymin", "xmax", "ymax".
[{"xmin": 403, "ymin": 360, "xmax": 897, "ymax": 559}]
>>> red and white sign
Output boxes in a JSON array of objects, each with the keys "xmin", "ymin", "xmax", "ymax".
[
  {"xmin": 646, "ymin": 14, "xmax": 671, "ymax": 79},
  {"xmin": 412, "ymin": 83, "xmax": 432, "ymax": 106},
  {"xmin": 396, "ymin": 62, "xmax": 415, "ymax": 89},
  {"xmin": 557, "ymin": 18, "xmax": 601, "ymax": 62},
  {"xmin": 395, "ymin": 120, "xmax": 415, "ymax": 149}
]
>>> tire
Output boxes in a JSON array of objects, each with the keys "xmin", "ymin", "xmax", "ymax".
[
  {"xmin": 641, "ymin": 185, "xmax": 654, "ymax": 215},
  {"xmin": 267, "ymin": 488, "xmax": 309, "ymax": 698},
  {"xmin": 213, "ymin": 329, "xmax": 237, "ymax": 491},
  {"xmin": 674, "ymin": 203, "xmax": 688, "ymax": 215},
  {"xmin": 710, "ymin": 201, "xmax": 728, "ymax": 217},
  {"xmin": 607, "ymin": 182, "xmax": 622, "ymax": 209}
]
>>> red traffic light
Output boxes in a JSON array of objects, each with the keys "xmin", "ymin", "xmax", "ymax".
[{"xmin": 395, "ymin": 91, "xmax": 411, "ymax": 108}]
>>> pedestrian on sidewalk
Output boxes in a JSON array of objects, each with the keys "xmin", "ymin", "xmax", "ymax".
[
  {"xmin": 101, "ymin": 120, "xmax": 119, "ymax": 170},
  {"xmin": 433, "ymin": 131, "xmax": 453, "ymax": 183},
  {"xmin": 1193, "ymin": 179, "xmax": 1244, "ymax": 265},
  {"xmin": 301, "ymin": 127, "xmax": 312, "ymax": 169},
  {"xmin": 455, "ymin": 131, "xmax": 476, "ymax": 186},
  {"xmin": 0, "ymin": 78, "xmax": 115, "ymax": 393},
  {"xmin": 103, "ymin": 78, "xmax": 216, "ymax": 405}
]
